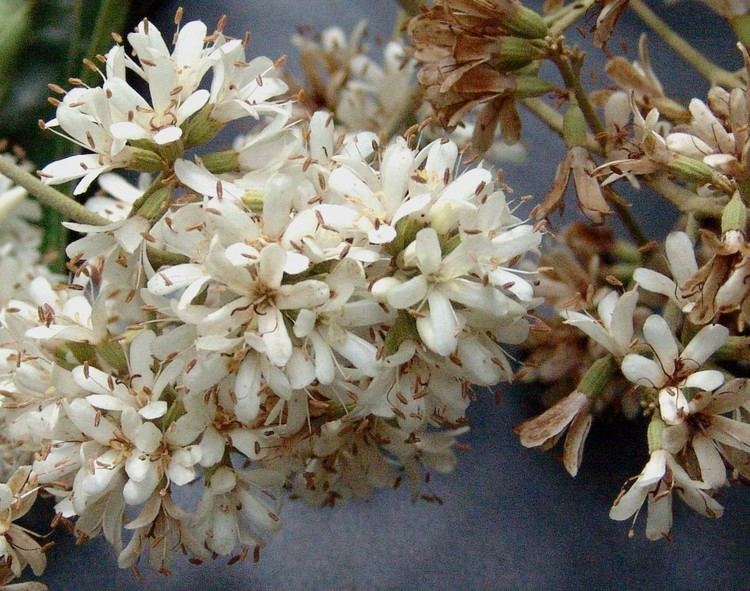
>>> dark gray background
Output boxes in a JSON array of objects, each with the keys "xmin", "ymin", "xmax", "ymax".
[{"xmin": 33, "ymin": 2, "xmax": 750, "ymax": 589}]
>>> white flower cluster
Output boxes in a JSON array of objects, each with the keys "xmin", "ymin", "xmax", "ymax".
[
  {"xmin": 39, "ymin": 18, "xmax": 288, "ymax": 195},
  {"xmin": 0, "ymin": 18, "xmax": 543, "ymax": 577},
  {"xmin": 517, "ymin": 230, "xmax": 744, "ymax": 541}
]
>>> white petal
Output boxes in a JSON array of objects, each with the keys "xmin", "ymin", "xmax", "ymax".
[
  {"xmin": 259, "ymin": 244, "xmax": 285, "ymax": 289},
  {"xmin": 138, "ymin": 401, "xmax": 168, "ymax": 420},
  {"xmin": 681, "ymin": 324, "xmax": 729, "ymax": 369},
  {"xmin": 147, "ymin": 264, "xmax": 204, "ymax": 295},
  {"xmin": 415, "ymin": 228, "xmax": 442, "ymax": 275},
  {"xmin": 632, "ymin": 268, "xmax": 678, "ymax": 300},
  {"xmin": 421, "ymin": 290, "xmax": 458, "ymax": 355},
  {"xmin": 683, "ymin": 370, "xmax": 725, "ymax": 392},
  {"xmin": 561, "ymin": 311, "xmax": 618, "ymax": 355},
  {"xmin": 276, "ymin": 280, "xmax": 330, "ymax": 310},
  {"xmin": 665, "ymin": 231, "xmax": 698, "ymax": 285},
  {"xmin": 610, "ymin": 288, "xmax": 639, "ymax": 351},
  {"xmin": 645, "ymin": 486, "xmax": 672, "ymax": 541},
  {"xmin": 153, "ymin": 126, "xmax": 183, "ymax": 145},
  {"xmin": 258, "ymin": 307, "xmax": 292, "ymax": 366},
  {"xmin": 692, "ymin": 432, "xmax": 726, "ymax": 488},
  {"xmin": 386, "ymin": 275, "xmax": 428, "ymax": 309},
  {"xmin": 621, "ymin": 354, "xmax": 665, "ymax": 388},
  {"xmin": 235, "ymin": 356, "xmax": 261, "ymax": 423},
  {"xmin": 643, "ymin": 314, "xmax": 678, "ymax": 376}
]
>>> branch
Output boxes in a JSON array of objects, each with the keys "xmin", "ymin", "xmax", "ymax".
[{"xmin": 629, "ymin": 0, "xmax": 744, "ymax": 88}]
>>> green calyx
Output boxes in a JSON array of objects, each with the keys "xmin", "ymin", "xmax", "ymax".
[
  {"xmin": 577, "ymin": 355, "xmax": 616, "ymax": 398},
  {"xmin": 383, "ymin": 311, "xmax": 419, "ymax": 356},
  {"xmin": 505, "ymin": 5, "xmax": 548, "ymax": 39},
  {"xmin": 721, "ymin": 192, "xmax": 747, "ymax": 235}
]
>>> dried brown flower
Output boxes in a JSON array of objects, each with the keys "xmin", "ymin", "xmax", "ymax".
[{"xmin": 407, "ymin": 0, "xmax": 549, "ymax": 129}]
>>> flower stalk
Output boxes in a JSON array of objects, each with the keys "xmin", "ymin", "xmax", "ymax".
[{"xmin": 629, "ymin": 0, "xmax": 743, "ymax": 87}]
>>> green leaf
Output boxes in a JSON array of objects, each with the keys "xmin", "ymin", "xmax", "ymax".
[{"xmin": 0, "ymin": 0, "xmax": 34, "ymax": 106}]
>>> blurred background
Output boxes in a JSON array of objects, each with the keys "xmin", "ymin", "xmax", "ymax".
[{"xmin": 2, "ymin": 1, "xmax": 749, "ymax": 589}]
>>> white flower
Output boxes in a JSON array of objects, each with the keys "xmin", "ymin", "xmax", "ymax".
[
  {"xmin": 74, "ymin": 331, "xmax": 181, "ymax": 419},
  {"xmin": 663, "ymin": 378, "xmax": 750, "ymax": 489},
  {"xmin": 560, "ymin": 288, "xmax": 639, "ymax": 358},
  {"xmin": 378, "ymin": 227, "xmax": 515, "ymax": 356},
  {"xmin": 621, "ymin": 315, "xmax": 728, "ymax": 425},
  {"xmin": 632, "ymin": 231, "xmax": 698, "ymax": 312},
  {"xmin": 337, "ymin": 41, "xmax": 415, "ymax": 133},
  {"xmin": 0, "ymin": 467, "xmax": 45, "ymax": 578},
  {"xmin": 610, "ymin": 448, "xmax": 723, "ymax": 540},
  {"xmin": 40, "ymin": 17, "xmax": 289, "ymax": 193},
  {"xmin": 193, "ymin": 466, "xmax": 284, "ymax": 557}
]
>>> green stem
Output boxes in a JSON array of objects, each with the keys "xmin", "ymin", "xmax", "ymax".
[
  {"xmin": 0, "ymin": 156, "xmax": 189, "ymax": 268},
  {"xmin": 629, "ymin": 0, "xmax": 743, "ymax": 88},
  {"xmin": 644, "ymin": 175, "xmax": 729, "ymax": 218},
  {"xmin": 547, "ymin": 0, "xmax": 596, "ymax": 35},
  {"xmin": 553, "ymin": 55, "xmax": 606, "ymax": 142},
  {"xmin": 65, "ymin": 0, "xmax": 84, "ymax": 77}
]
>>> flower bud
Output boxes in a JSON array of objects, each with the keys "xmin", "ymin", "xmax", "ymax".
[
  {"xmin": 200, "ymin": 150, "xmax": 240, "ymax": 174},
  {"xmin": 134, "ymin": 185, "xmax": 172, "ymax": 221},
  {"xmin": 489, "ymin": 37, "xmax": 541, "ymax": 71},
  {"xmin": 429, "ymin": 201, "xmax": 455, "ymax": 235},
  {"xmin": 721, "ymin": 192, "xmax": 747, "ymax": 236},
  {"xmin": 129, "ymin": 146, "xmax": 165, "ymax": 173},
  {"xmin": 504, "ymin": 5, "xmax": 548, "ymax": 39},
  {"xmin": 513, "ymin": 76, "xmax": 555, "ymax": 98},
  {"xmin": 647, "ymin": 413, "xmax": 665, "ymax": 453},
  {"xmin": 182, "ymin": 103, "xmax": 225, "ymax": 149},
  {"xmin": 96, "ymin": 340, "xmax": 128, "ymax": 372},
  {"xmin": 667, "ymin": 154, "xmax": 730, "ymax": 191},
  {"xmin": 241, "ymin": 189, "xmax": 264, "ymax": 212},
  {"xmin": 385, "ymin": 218, "xmax": 423, "ymax": 257},
  {"xmin": 383, "ymin": 312, "xmax": 419, "ymax": 356},
  {"xmin": 577, "ymin": 355, "xmax": 616, "ymax": 398},
  {"xmin": 563, "ymin": 101, "xmax": 588, "ymax": 149}
]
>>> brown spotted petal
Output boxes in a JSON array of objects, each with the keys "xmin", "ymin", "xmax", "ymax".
[
  {"xmin": 570, "ymin": 146, "xmax": 613, "ymax": 223},
  {"xmin": 605, "ymin": 53, "xmax": 662, "ymax": 100},
  {"xmin": 533, "ymin": 148, "xmax": 574, "ymax": 220},
  {"xmin": 514, "ymin": 389, "xmax": 591, "ymax": 448},
  {"xmin": 472, "ymin": 99, "xmax": 503, "ymax": 154},
  {"xmin": 498, "ymin": 97, "xmax": 522, "ymax": 143},
  {"xmin": 563, "ymin": 411, "xmax": 593, "ymax": 477},
  {"xmin": 593, "ymin": 0, "xmax": 629, "ymax": 48}
]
